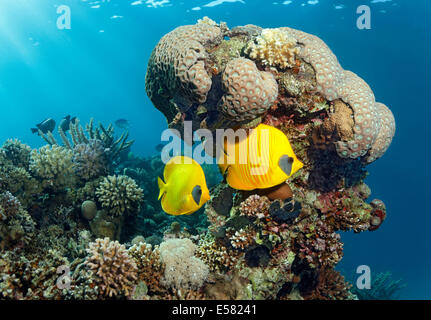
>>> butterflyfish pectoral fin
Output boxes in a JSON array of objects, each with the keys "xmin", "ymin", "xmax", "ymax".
[
  {"xmin": 192, "ymin": 185, "xmax": 202, "ymax": 206},
  {"xmin": 278, "ymin": 155, "xmax": 294, "ymax": 177}
]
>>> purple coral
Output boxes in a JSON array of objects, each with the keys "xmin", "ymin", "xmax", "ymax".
[{"xmin": 72, "ymin": 139, "xmax": 108, "ymax": 180}]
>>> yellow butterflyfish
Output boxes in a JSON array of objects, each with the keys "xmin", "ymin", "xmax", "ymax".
[
  {"xmin": 218, "ymin": 124, "xmax": 303, "ymax": 191},
  {"xmin": 158, "ymin": 156, "xmax": 210, "ymax": 216}
]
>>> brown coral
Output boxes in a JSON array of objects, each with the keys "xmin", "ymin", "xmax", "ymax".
[
  {"xmin": 128, "ymin": 242, "xmax": 165, "ymax": 295},
  {"xmin": 322, "ymin": 100, "xmax": 354, "ymax": 141},
  {"xmin": 84, "ymin": 237, "xmax": 138, "ymax": 298},
  {"xmin": 304, "ymin": 268, "xmax": 353, "ymax": 300}
]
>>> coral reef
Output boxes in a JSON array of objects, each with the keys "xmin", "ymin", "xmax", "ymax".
[
  {"xmin": 0, "ymin": 20, "xmax": 396, "ymax": 301},
  {"xmin": 146, "ymin": 21, "xmax": 395, "ymax": 163}
]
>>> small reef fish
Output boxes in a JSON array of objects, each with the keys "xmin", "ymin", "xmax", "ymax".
[
  {"xmin": 158, "ymin": 156, "xmax": 210, "ymax": 216},
  {"xmin": 59, "ymin": 115, "xmax": 77, "ymax": 132},
  {"xmin": 218, "ymin": 124, "xmax": 304, "ymax": 191},
  {"xmin": 114, "ymin": 118, "xmax": 130, "ymax": 129},
  {"xmin": 155, "ymin": 143, "xmax": 165, "ymax": 152},
  {"xmin": 31, "ymin": 118, "xmax": 56, "ymax": 134}
]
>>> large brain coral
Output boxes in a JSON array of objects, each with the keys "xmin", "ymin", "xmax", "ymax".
[
  {"xmin": 218, "ymin": 57, "xmax": 278, "ymax": 121},
  {"xmin": 146, "ymin": 20, "xmax": 395, "ymax": 164},
  {"xmin": 145, "ymin": 22, "xmax": 223, "ymax": 124}
]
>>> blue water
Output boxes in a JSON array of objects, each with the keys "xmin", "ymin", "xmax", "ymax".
[{"xmin": 0, "ymin": 0, "xmax": 429, "ymax": 299}]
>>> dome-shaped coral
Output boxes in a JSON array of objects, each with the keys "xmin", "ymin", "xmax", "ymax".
[
  {"xmin": 218, "ymin": 57, "xmax": 279, "ymax": 122},
  {"xmin": 95, "ymin": 175, "xmax": 143, "ymax": 217}
]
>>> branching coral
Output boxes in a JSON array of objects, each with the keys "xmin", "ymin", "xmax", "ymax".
[
  {"xmin": 196, "ymin": 234, "xmax": 239, "ymax": 273},
  {"xmin": 29, "ymin": 145, "xmax": 75, "ymax": 189},
  {"xmin": 159, "ymin": 238, "xmax": 209, "ymax": 290},
  {"xmin": 351, "ymin": 271, "xmax": 405, "ymax": 300},
  {"xmin": 0, "ymin": 191, "xmax": 35, "ymax": 249},
  {"xmin": 1, "ymin": 139, "xmax": 31, "ymax": 169},
  {"xmin": 41, "ymin": 117, "xmax": 134, "ymax": 163},
  {"xmin": 304, "ymin": 268, "xmax": 353, "ymax": 300},
  {"xmin": 72, "ymin": 139, "xmax": 108, "ymax": 180},
  {"xmin": 84, "ymin": 237, "xmax": 138, "ymax": 298},
  {"xmin": 239, "ymin": 194, "xmax": 271, "ymax": 219},
  {"xmin": 296, "ymin": 219, "xmax": 343, "ymax": 269},
  {"xmin": 246, "ymin": 28, "xmax": 300, "ymax": 69},
  {"xmin": 95, "ymin": 175, "xmax": 143, "ymax": 217},
  {"xmin": 128, "ymin": 242, "xmax": 165, "ymax": 295}
]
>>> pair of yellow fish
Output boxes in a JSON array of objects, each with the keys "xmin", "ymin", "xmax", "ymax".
[{"xmin": 158, "ymin": 124, "xmax": 303, "ymax": 216}]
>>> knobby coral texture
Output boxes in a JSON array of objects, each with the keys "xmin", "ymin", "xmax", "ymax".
[{"xmin": 0, "ymin": 19, "xmax": 395, "ymax": 300}]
